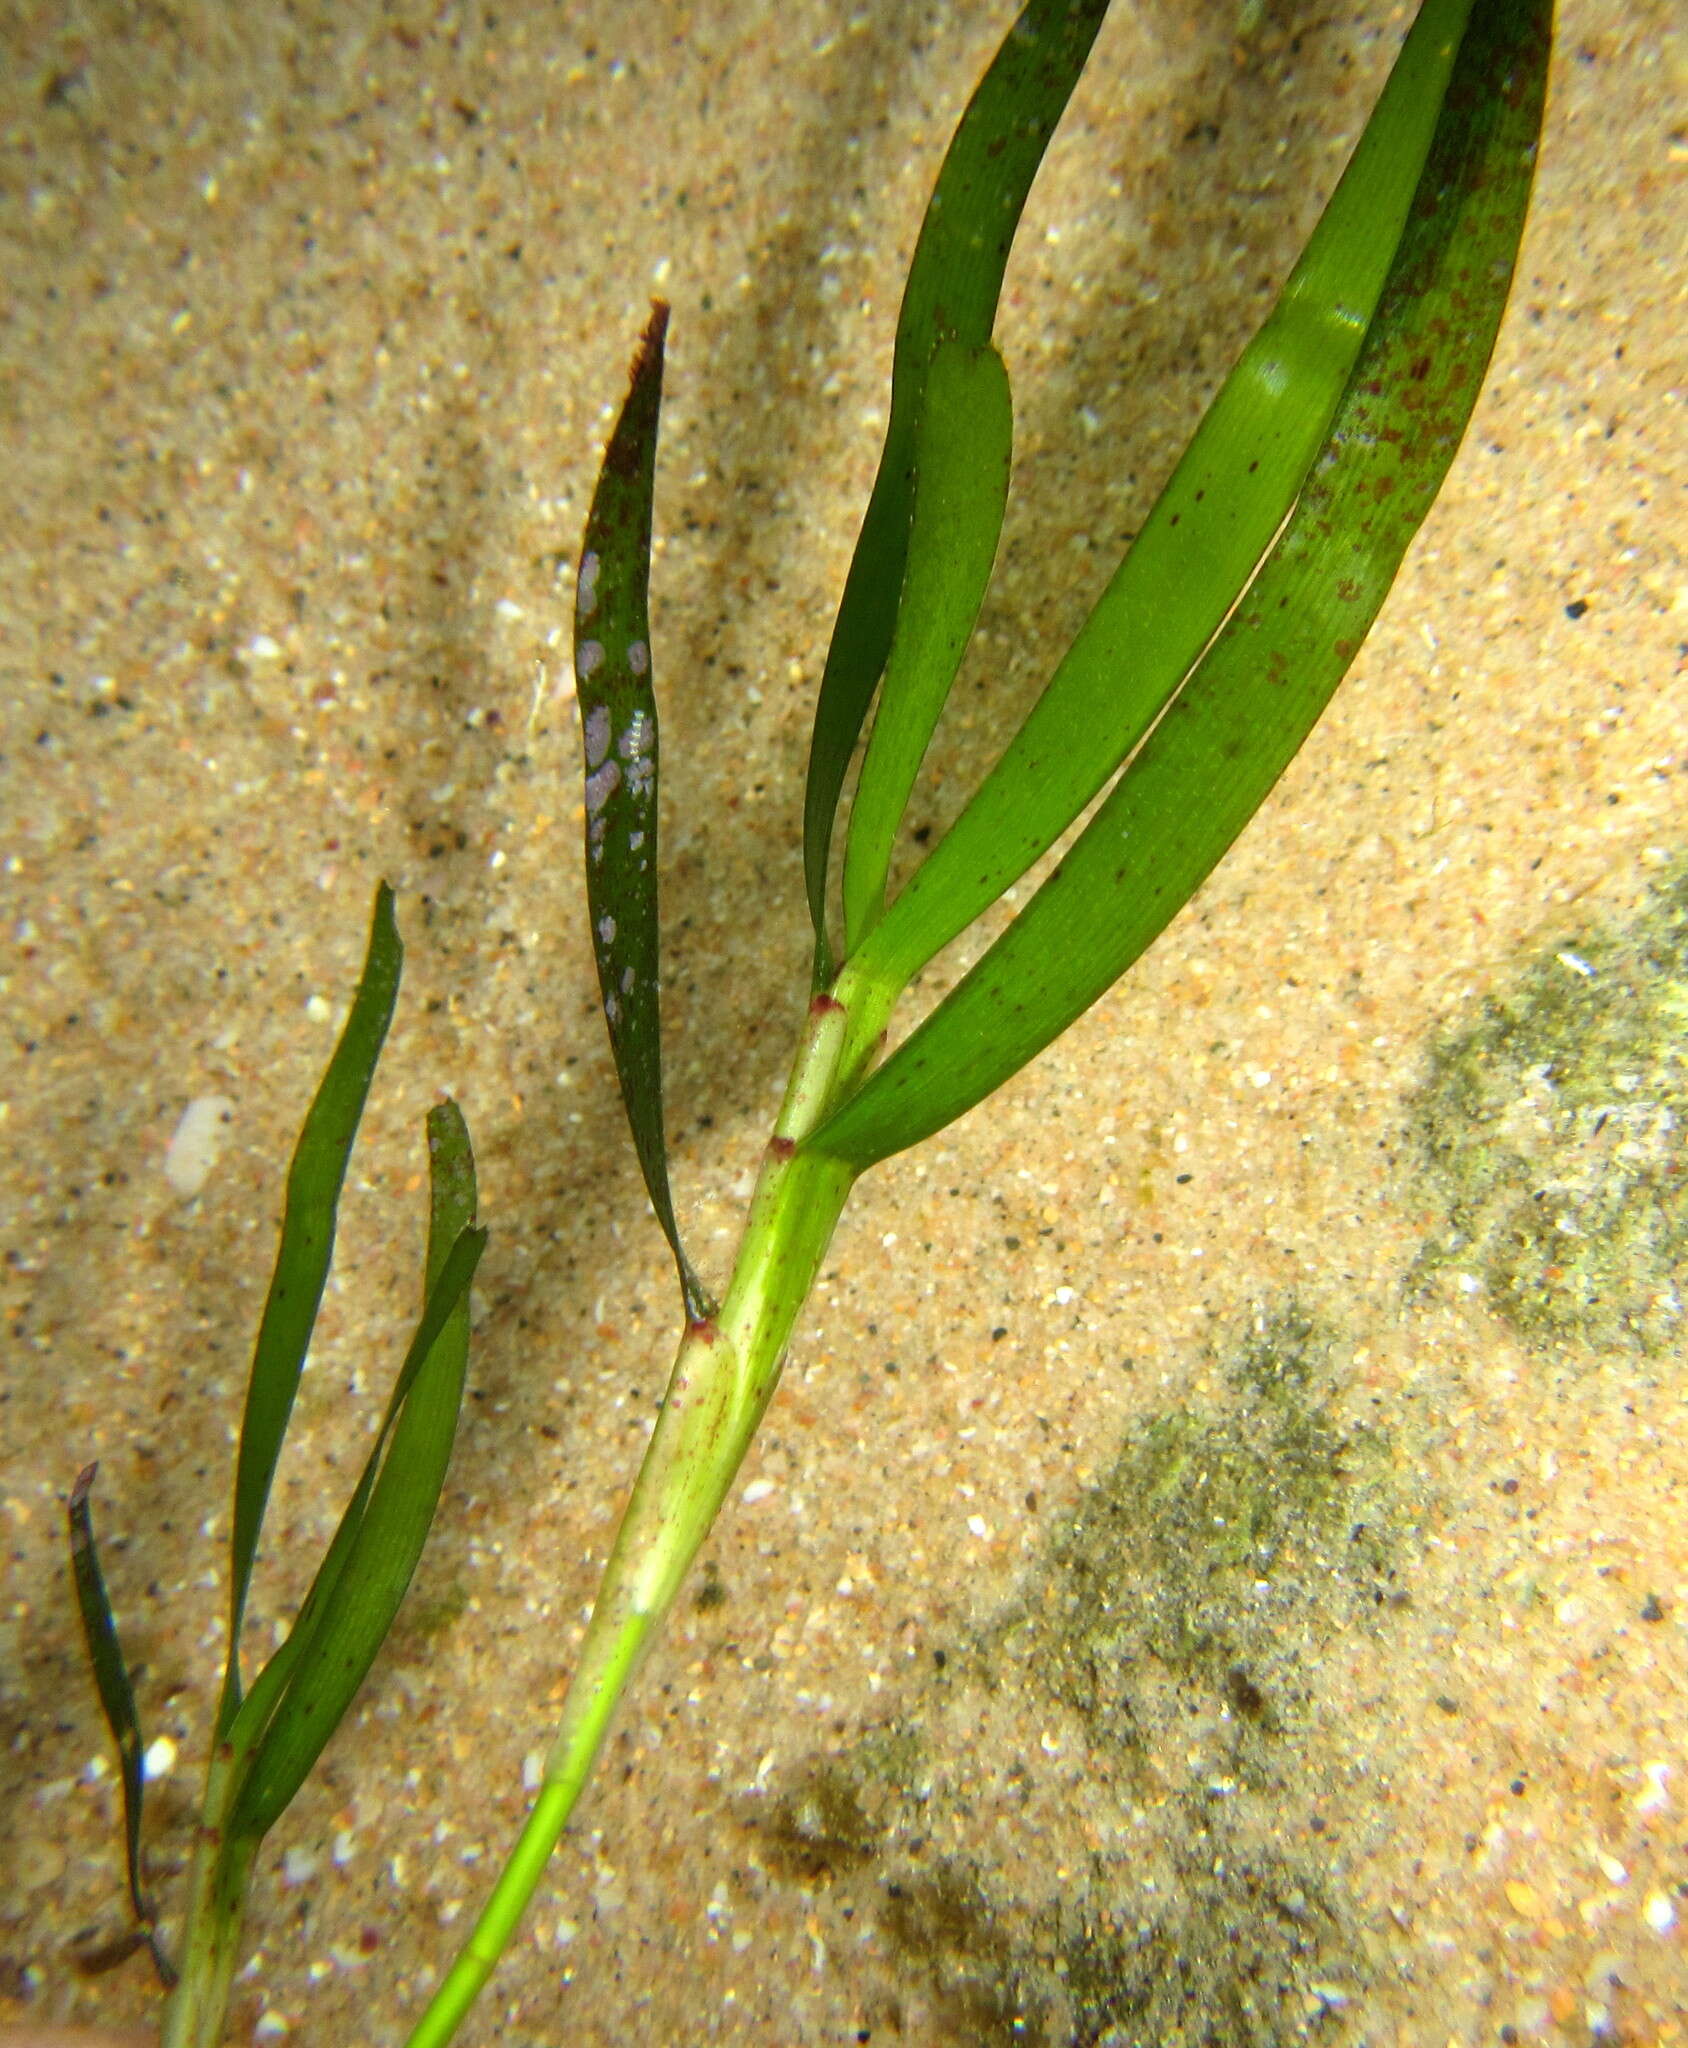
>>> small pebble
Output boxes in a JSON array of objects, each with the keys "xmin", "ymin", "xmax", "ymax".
[
  {"xmin": 163, "ymin": 1095, "xmax": 235, "ymax": 1198},
  {"xmin": 15, "ymin": 1835, "xmax": 67, "ymax": 1889},
  {"xmin": 142, "ymin": 1734, "xmax": 178, "ymax": 1781}
]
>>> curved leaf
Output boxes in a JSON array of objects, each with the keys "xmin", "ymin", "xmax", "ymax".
[
  {"xmin": 810, "ymin": 0, "xmax": 1550, "ymax": 1171},
  {"xmin": 803, "ymin": 0, "xmax": 1110, "ymax": 978},
  {"xmin": 841, "ymin": 338, "xmax": 1013, "ymax": 954},
  {"xmin": 67, "ymin": 1465, "xmax": 176, "ymax": 1985},
  {"xmin": 220, "ymin": 880, "xmax": 402, "ymax": 1736},
  {"xmin": 577, "ymin": 300, "xmax": 710, "ymax": 1323},
  {"xmin": 845, "ymin": 0, "xmax": 1476, "ymax": 998},
  {"xmin": 228, "ymin": 1106, "xmax": 483, "ymax": 1842}
]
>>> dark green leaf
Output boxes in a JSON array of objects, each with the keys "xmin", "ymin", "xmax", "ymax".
[
  {"xmin": 220, "ymin": 881, "xmax": 402, "ymax": 1737},
  {"xmin": 803, "ymin": 0, "xmax": 1110, "ymax": 978},
  {"xmin": 577, "ymin": 300, "xmax": 710, "ymax": 1324},
  {"xmin": 811, "ymin": 0, "xmax": 1550, "ymax": 1170},
  {"xmin": 228, "ymin": 1112, "xmax": 483, "ymax": 1842},
  {"xmin": 66, "ymin": 1465, "xmax": 176, "ymax": 1986},
  {"xmin": 423, "ymin": 1098, "xmax": 477, "ymax": 1293},
  {"xmin": 846, "ymin": 0, "xmax": 1475, "ymax": 995},
  {"xmin": 841, "ymin": 338, "xmax": 1013, "ymax": 955}
]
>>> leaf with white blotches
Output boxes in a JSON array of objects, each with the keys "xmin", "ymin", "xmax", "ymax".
[{"xmin": 576, "ymin": 301, "xmax": 710, "ymax": 1322}]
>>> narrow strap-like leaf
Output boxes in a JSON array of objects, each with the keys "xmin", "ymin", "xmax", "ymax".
[
  {"xmin": 576, "ymin": 300, "xmax": 710, "ymax": 1324},
  {"xmin": 845, "ymin": 0, "xmax": 1475, "ymax": 998},
  {"xmin": 841, "ymin": 338, "xmax": 1013, "ymax": 955},
  {"xmin": 227, "ymin": 1110, "xmax": 483, "ymax": 1841},
  {"xmin": 810, "ymin": 0, "xmax": 1549, "ymax": 1170},
  {"xmin": 802, "ymin": 0, "xmax": 1110, "ymax": 979},
  {"xmin": 220, "ymin": 1112, "xmax": 475, "ymax": 1782},
  {"xmin": 219, "ymin": 880, "xmax": 402, "ymax": 1737},
  {"xmin": 67, "ymin": 1465, "xmax": 177, "ymax": 1987}
]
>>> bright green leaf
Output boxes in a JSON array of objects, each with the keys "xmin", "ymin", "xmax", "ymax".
[
  {"xmin": 811, "ymin": 0, "xmax": 1550, "ymax": 1171},
  {"xmin": 803, "ymin": 0, "xmax": 1110, "ymax": 979},
  {"xmin": 845, "ymin": 0, "xmax": 1476, "ymax": 999},
  {"xmin": 841, "ymin": 338, "xmax": 1013, "ymax": 955}
]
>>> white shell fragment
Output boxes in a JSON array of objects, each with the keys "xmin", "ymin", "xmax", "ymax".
[{"xmin": 163, "ymin": 1095, "xmax": 236, "ymax": 1198}]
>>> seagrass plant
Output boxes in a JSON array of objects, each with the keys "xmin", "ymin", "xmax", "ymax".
[
  {"xmin": 394, "ymin": 0, "xmax": 1552, "ymax": 2038},
  {"xmin": 64, "ymin": 885, "xmax": 486, "ymax": 2048}
]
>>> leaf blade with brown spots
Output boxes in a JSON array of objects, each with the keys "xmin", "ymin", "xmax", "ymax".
[
  {"xmin": 841, "ymin": 0, "xmax": 1479, "ymax": 1001},
  {"xmin": 812, "ymin": 0, "xmax": 1551, "ymax": 1169}
]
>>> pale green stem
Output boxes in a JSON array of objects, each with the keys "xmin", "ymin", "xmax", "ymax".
[
  {"xmin": 159, "ymin": 1749, "xmax": 259, "ymax": 2048},
  {"xmin": 404, "ymin": 962, "xmax": 896, "ymax": 2048}
]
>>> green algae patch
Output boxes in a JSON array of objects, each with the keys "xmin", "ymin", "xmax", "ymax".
[
  {"xmin": 758, "ymin": 1756, "xmax": 883, "ymax": 1881},
  {"xmin": 397, "ymin": 1579, "xmax": 472, "ymax": 1646},
  {"xmin": 726, "ymin": 1309, "xmax": 1390, "ymax": 2044},
  {"xmin": 879, "ymin": 1857, "xmax": 1047, "ymax": 2047},
  {"xmin": 1030, "ymin": 1304, "xmax": 1397, "ymax": 1739},
  {"xmin": 1055, "ymin": 1820, "xmax": 1350, "ymax": 2048},
  {"xmin": 740, "ymin": 1720, "xmax": 926, "ymax": 1884},
  {"xmin": 873, "ymin": 1305, "xmax": 1391, "ymax": 2039},
  {"xmin": 874, "ymin": 1825, "xmax": 1352, "ymax": 2048},
  {"xmin": 1410, "ymin": 862, "xmax": 1688, "ymax": 1355}
]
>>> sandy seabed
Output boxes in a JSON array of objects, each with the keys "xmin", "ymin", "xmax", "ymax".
[{"xmin": 3, "ymin": 2, "xmax": 1684, "ymax": 2043}]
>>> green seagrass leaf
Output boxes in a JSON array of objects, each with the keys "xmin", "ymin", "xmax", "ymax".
[
  {"xmin": 67, "ymin": 1466, "xmax": 176, "ymax": 1986},
  {"xmin": 228, "ymin": 1106, "xmax": 482, "ymax": 1843},
  {"xmin": 220, "ymin": 880, "xmax": 402, "ymax": 1737},
  {"xmin": 810, "ymin": 0, "xmax": 1550, "ymax": 1171},
  {"xmin": 844, "ymin": 0, "xmax": 1476, "ymax": 1000},
  {"xmin": 841, "ymin": 337, "xmax": 1013, "ymax": 957},
  {"xmin": 576, "ymin": 301, "xmax": 711, "ymax": 1324},
  {"xmin": 802, "ymin": 0, "xmax": 1110, "ymax": 980}
]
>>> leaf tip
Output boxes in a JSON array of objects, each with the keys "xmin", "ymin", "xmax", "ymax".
[{"xmin": 635, "ymin": 298, "xmax": 671, "ymax": 374}]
